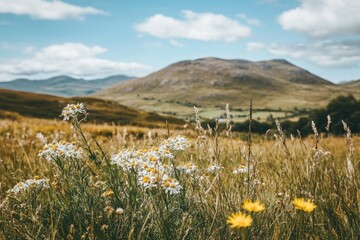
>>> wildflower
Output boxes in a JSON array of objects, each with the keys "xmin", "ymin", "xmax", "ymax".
[
  {"xmin": 101, "ymin": 224, "xmax": 109, "ymax": 231},
  {"xmin": 110, "ymin": 149, "xmax": 143, "ymax": 171},
  {"xmin": 233, "ymin": 164, "xmax": 249, "ymax": 174},
  {"xmin": 177, "ymin": 162, "xmax": 198, "ymax": 174},
  {"xmin": 36, "ymin": 132, "xmax": 47, "ymax": 144},
  {"xmin": 227, "ymin": 212, "xmax": 252, "ymax": 228},
  {"xmin": 206, "ymin": 163, "xmax": 223, "ymax": 173},
  {"xmin": 163, "ymin": 178, "xmax": 182, "ymax": 195},
  {"xmin": 38, "ymin": 141, "xmax": 83, "ymax": 161},
  {"xmin": 241, "ymin": 199, "xmax": 265, "ymax": 212},
  {"xmin": 138, "ymin": 174, "xmax": 157, "ymax": 189},
  {"xmin": 161, "ymin": 135, "xmax": 190, "ymax": 151},
  {"xmin": 115, "ymin": 208, "xmax": 124, "ymax": 216},
  {"xmin": 8, "ymin": 178, "xmax": 49, "ymax": 194},
  {"xmin": 293, "ymin": 198, "xmax": 317, "ymax": 212},
  {"xmin": 157, "ymin": 146, "xmax": 174, "ymax": 158},
  {"xmin": 102, "ymin": 190, "xmax": 114, "ymax": 198},
  {"xmin": 60, "ymin": 103, "xmax": 86, "ymax": 121},
  {"xmin": 104, "ymin": 206, "xmax": 114, "ymax": 215}
]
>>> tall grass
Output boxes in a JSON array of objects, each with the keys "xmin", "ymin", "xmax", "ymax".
[{"xmin": 0, "ymin": 104, "xmax": 359, "ymax": 239}]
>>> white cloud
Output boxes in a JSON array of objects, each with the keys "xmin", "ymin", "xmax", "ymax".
[
  {"xmin": 278, "ymin": 0, "xmax": 360, "ymax": 37},
  {"xmin": 0, "ymin": 43, "xmax": 151, "ymax": 80},
  {"xmin": 170, "ymin": 39, "xmax": 184, "ymax": 47},
  {"xmin": 237, "ymin": 14, "xmax": 261, "ymax": 26},
  {"xmin": 135, "ymin": 10, "xmax": 251, "ymax": 42},
  {"xmin": 0, "ymin": 0, "xmax": 105, "ymax": 20},
  {"xmin": 248, "ymin": 40, "xmax": 360, "ymax": 67},
  {"xmin": 246, "ymin": 42, "xmax": 265, "ymax": 51}
]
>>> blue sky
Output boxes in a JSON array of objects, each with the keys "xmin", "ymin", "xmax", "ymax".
[{"xmin": 0, "ymin": 0, "xmax": 359, "ymax": 82}]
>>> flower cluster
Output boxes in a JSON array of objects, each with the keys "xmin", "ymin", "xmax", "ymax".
[
  {"xmin": 233, "ymin": 164, "xmax": 249, "ymax": 174},
  {"xmin": 177, "ymin": 162, "xmax": 198, "ymax": 174},
  {"xmin": 137, "ymin": 162, "xmax": 183, "ymax": 195},
  {"xmin": 60, "ymin": 103, "xmax": 86, "ymax": 121},
  {"xmin": 111, "ymin": 136, "xmax": 190, "ymax": 195},
  {"xmin": 227, "ymin": 199, "xmax": 265, "ymax": 229},
  {"xmin": 8, "ymin": 177, "xmax": 49, "ymax": 195},
  {"xmin": 110, "ymin": 147, "xmax": 173, "ymax": 171},
  {"xmin": 206, "ymin": 163, "xmax": 224, "ymax": 173},
  {"xmin": 161, "ymin": 135, "xmax": 190, "ymax": 151},
  {"xmin": 38, "ymin": 141, "xmax": 84, "ymax": 161}
]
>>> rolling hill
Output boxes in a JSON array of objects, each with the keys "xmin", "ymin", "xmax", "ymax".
[
  {"xmin": 95, "ymin": 57, "xmax": 359, "ymax": 119},
  {"xmin": 341, "ymin": 79, "xmax": 360, "ymax": 88},
  {"xmin": 0, "ymin": 75, "xmax": 133, "ymax": 97},
  {"xmin": 0, "ymin": 89, "xmax": 184, "ymax": 127}
]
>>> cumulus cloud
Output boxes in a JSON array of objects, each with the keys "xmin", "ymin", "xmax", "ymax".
[
  {"xmin": 237, "ymin": 14, "xmax": 261, "ymax": 26},
  {"xmin": 0, "ymin": 43, "xmax": 150, "ymax": 80},
  {"xmin": 278, "ymin": 0, "xmax": 360, "ymax": 37},
  {"xmin": 0, "ymin": 0, "xmax": 105, "ymax": 20},
  {"xmin": 135, "ymin": 10, "xmax": 251, "ymax": 42},
  {"xmin": 248, "ymin": 40, "xmax": 360, "ymax": 67}
]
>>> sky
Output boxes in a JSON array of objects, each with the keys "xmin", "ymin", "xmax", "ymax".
[{"xmin": 0, "ymin": 0, "xmax": 359, "ymax": 83}]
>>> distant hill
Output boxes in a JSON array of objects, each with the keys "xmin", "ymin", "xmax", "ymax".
[
  {"xmin": 95, "ymin": 57, "xmax": 358, "ymax": 118},
  {"xmin": 0, "ymin": 75, "xmax": 133, "ymax": 97},
  {"xmin": 0, "ymin": 89, "xmax": 184, "ymax": 127},
  {"xmin": 340, "ymin": 79, "xmax": 360, "ymax": 88}
]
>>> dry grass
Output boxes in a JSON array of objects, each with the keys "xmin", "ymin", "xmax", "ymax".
[{"xmin": 0, "ymin": 110, "xmax": 359, "ymax": 239}]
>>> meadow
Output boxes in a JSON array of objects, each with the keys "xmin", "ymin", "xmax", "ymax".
[{"xmin": 0, "ymin": 104, "xmax": 359, "ymax": 239}]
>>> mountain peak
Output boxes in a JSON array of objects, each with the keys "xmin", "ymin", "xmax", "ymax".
[{"xmin": 268, "ymin": 59, "xmax": 294, "ymax": 66}]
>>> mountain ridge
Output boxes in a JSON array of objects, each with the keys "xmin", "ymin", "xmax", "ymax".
[{"xmin": 0, "ymin": 75, "xmax": 134, "ymax": 97}]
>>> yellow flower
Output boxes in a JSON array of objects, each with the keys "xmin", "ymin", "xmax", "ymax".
[
  {"xmin": 102, "ymin": 190, "xmax": 114, "ymax": 198},
  {"xmin": 227, "ymin": 212, "xmax": 252, "ymax": 228},
  {"xmin": 241, "ymin": 199, "xmax": 266, "ymax": 212},
  {"xmin": 293, "ymin": 198, "xmax": 317, "ymax": 212}
]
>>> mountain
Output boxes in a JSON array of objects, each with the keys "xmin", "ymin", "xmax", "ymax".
[
  {"xmin": 0, "ymin": 75, "xmax": 133, "ymax": 97},
  {"xmin": 0, "ymin": 89, "xmax": 184, "ymax": 127},
  {"xmin": 95, "ymin": 57, "xmax": 358, "ymax": 118}
]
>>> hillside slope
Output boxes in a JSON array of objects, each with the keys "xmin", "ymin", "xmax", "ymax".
[
  {"xmin": 0, "ymin": 89, "xmax": 184, "ymax": 127},
  {"xmin": 0, "ymin": 75, "xmax": 133, "ymax": 97},
  {"xmin": 341, "ymin": 79, "xmax": 360, "ymax": 88}
]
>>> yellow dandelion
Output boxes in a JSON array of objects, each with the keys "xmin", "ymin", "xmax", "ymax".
[
  {"xmin": 241, "ymin": 199, "xmax": 266, "ymax": 212},
  {"xmin": 293, "ymin": 198, "xmax": 317, "ymax": 213},
  {"xmin": 227, "ymin": 212, "xmax": 252, "ymax": 229}
]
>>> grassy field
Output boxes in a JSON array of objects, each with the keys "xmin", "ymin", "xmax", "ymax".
[
  {"xmin": 0, "ymin": 105, "xmax": 359, "ymax": 239},
  {"xmin": 101, "ymin": 95, "xmax": 306, "ymax": 123}
]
